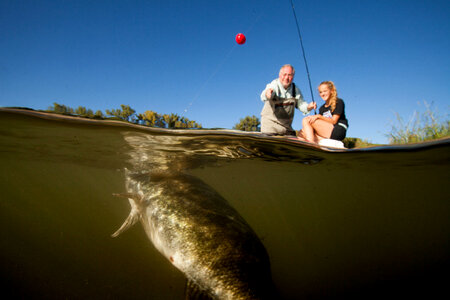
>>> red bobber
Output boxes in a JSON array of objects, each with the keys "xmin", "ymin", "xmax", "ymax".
[{"xmin": 235, "ymin": 33, "xmax": 246, "ymax": 45}]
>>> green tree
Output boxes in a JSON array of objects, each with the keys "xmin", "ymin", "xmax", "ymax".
[
  {"xmin": 138, "ymin": 110, "xmax": 164, "ymax": 127},
  {"xmin": 174, "ymin": 120, "xmax": 186, "ymax": 129},
  {"xmin": 174, "ymin": 116, "xmax": 202, "ymax": 129},
  {"xmin": 233, "ymin": 115, "xmax": 260, "ymax": 131},
  {"xmin": 105, "ymin": 108, "xmax": 121, "ymax": 119},
  {"xmin": 94, "ymin": 110, "xmax": 104, "ymax": 119},
  {"xmin": 188, "ymin": 120, "xmax": 202, "ymax": 129},
  {"xmin": 162, "ymin": 113, "xmax": 180, "ymax": 129},
  {"xmin": 48, "ymin": 102, "xmax": 74, "ymax": 115},
  {"xmin": 75, "ymin": 106, "xmax": 87, "ymax": 116},
  {"xmin": 121, "ymin": 105, "xmax": 136, "ymax": 122},
  {"xmin": 106, "ymin": 104, "xmax": 136, "ymax": 122}
]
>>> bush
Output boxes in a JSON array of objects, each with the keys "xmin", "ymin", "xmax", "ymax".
[
  {"xmin": 342, "ymin": 137, "xmax": 375, "ymax": 148},
  {"xmin": 386, "ymin": 102, "xmax": 449, "ymax": 144},
  {"xmin": 233, "ymin": 115, "xmax": 260, "ymax": 131}
]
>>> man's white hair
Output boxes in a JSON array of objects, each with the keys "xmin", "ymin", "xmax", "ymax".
[{"xmin": 279, "ymin": 64, "xmax": 295, "ymax": 75}]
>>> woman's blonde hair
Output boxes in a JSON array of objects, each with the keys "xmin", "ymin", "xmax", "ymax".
[{"xmin": 319, "ymin": 81, "xmax": 338, "ymax": 111}]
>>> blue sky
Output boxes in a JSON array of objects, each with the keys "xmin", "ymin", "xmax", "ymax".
[{"xmin": 1, "ymin": 0, "xmax": 449, "ymax": 144}]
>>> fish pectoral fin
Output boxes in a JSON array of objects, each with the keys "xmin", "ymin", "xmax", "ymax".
[
  {"xmin": 184, "ymin": 279, "xmax": 213, "ymax": 300},
  {"xmin": 111, "ymin": 194, "xmax": 142, "ymax": 238},
  {"xmin": 111, "ymin": 209, "xmax": 140, "ymax": 238}
]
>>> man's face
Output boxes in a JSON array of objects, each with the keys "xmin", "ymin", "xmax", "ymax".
[{"xmin": 279, "ymin": 66, "xmax": 294, "ymax": 89}]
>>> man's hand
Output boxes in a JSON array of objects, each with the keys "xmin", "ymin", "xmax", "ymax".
[
  {"xmin": 307, "ymin": 102, "xmax": 317, "ymax": 111},
  {"xmin": 265, "ymin": 88, "xmax": 274, "ymax": 100}
]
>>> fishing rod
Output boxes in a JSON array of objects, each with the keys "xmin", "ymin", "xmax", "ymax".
[{"xmin": 289, "ymin": 0, "xmax": 316, "ymax": 114}]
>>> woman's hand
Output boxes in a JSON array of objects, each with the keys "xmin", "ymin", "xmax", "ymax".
[
  {"xmin": 305, "ymin": 115, "xmax": 320, "ymax": 124},
  {"xmin": 308, "ymin": 114, "xmax": 340, "ymax": 125},
  {"xmin": 311, "ymin": 115, "xmax": 321, "ymax": 123}
]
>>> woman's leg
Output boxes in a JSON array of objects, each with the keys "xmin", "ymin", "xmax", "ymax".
[
  {"xmin": 301, "ymin": 116, "xmax": 316, "ymax": 142},
  {"xmin": 311, "ymin": 119, "xmax": 334, "ymax": 140},
  {"xmin": 296, "ymin": 129, "xmax": 306, "ymax": 141},
  {"xmin": 313, "ymin": 133, "xmax": 324, "ymax": 143}
]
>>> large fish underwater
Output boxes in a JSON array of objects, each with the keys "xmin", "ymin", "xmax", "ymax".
[{"xmin": 112, "ymin": 170, "xmax": 277, "ymax": 299}]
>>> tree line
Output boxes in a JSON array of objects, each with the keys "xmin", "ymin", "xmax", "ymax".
[
  {"xmin": 48, "ymin": 102, "xmax": 258, "ymax": 131},
  {"xmin": 48, "ymin": 103, "xmax": 202, "ymax": 129},
  {"xmin": 47, "ymin": 101, "xmax": 449, "ymax": 147}
]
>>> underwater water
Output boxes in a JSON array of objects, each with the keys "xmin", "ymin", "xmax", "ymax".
[{"xmin": 1, "ymin": 108, "xmax": 449, "ymax": 299}]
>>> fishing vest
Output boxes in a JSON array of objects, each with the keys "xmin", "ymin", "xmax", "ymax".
[{"xmin": 260, "ymin": 83, "xmax": 298, "ymax": 135}]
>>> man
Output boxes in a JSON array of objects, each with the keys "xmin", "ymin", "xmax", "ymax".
[{"xmin": 260, "ymin": 64, "xmax": 316, "ymax": 135}]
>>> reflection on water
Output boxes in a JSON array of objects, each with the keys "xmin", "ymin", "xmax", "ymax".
[{"xmin": 1, "ymin": 108, "xmax": 449, "ymax": 299}]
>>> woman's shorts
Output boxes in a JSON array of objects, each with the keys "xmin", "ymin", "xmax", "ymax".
[{"xmin": 330, "ymin": 123, "xmax": 347, "ymax": 140}]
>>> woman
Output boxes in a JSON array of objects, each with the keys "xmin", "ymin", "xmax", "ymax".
[{"xmin": 298, "ymin": 81, "xmax": 348, "ymax": 143}]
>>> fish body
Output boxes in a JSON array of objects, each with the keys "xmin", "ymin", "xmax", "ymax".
[{"xmin": 113, "ymin": 170, "xmax": 276, "ymax": 299}]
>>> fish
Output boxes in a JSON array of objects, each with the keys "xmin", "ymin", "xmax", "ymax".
[{"xmin": 112, "ymin": 170, "xmax": 277, "ymax": 300}]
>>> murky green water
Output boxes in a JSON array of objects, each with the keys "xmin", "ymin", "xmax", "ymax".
[{"xmin": 1, "ymin": 108, "xmax": 449, "ymax": 299}]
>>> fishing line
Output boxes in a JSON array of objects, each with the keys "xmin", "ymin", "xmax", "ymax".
[
  {"xmin": 289, "ymin": 0, "xmax": 316, "ymax": 114},
  {"xmin": 182, "ymin": 44, "xmax": 237, "ymax": 114},
  {"xmin": 182, "ymin": 11, "xmax": 264, "ymax": 115}
]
